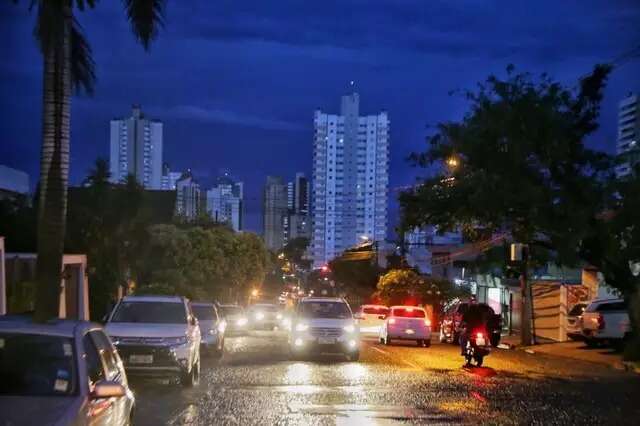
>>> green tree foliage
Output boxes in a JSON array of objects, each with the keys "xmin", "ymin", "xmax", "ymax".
[
  {"xmin": 376, "ymin": 269, "xmax": 465, "ymax": 307},
  {"xmin": 134, "ymin": 224, "xmax": 270, "ymax": 303}
]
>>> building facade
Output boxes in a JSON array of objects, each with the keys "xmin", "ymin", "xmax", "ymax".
[
  {"xmin": 206, "ymin": 176, "xmax": 243, "ymax": 232},
  {"xmin": 175, "ymin": 172, "xmax": 201, "ymax": 221},
  {"xmin": 311, "ymin": 93, "xmax": 389, "ymax": 267},
  {"xmin": 263, "ymin": 176, "xmax": 287, "ymax": 250},
  {"xmin": 284, "ymin": 172, "xmax": 311, "ymax": 244},
  {"xmin": 109, "ymin": 105, "xmax": 163, "ymax": 189},
  {"xmin": 616, "ymin": 93, "xmax": 640, "ymax": 179},
  {"xmin": 161, "ymin": 163, "xmax": 182, "ymax": 191}
]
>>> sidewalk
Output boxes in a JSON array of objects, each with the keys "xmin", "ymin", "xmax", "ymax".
[{"xmin": 497, "ymin": 335, "xmax": 640, "ymax": 373}]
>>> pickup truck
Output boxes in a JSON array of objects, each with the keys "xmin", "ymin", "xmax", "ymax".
[{"xmin": 581, "ymin": 298, "xmax": 631, "ymax": 348}]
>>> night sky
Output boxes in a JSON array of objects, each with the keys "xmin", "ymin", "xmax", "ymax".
[{"xmin": 2, "ymin": 1, "xmax": 639, "ymax": 234}]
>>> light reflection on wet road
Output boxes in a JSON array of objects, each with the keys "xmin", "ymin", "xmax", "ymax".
[{"xmin": 131, "ymin": 331, "xmax": 640, "ymax": 425}]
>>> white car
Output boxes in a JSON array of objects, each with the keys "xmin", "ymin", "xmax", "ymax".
[
  {"xmin": 289, "ymin": 297, "xmax": 360, "ymax": 361},
  {"xmin": 192, "ymin": 302, "xmax": 225, "ymax": 358},
  {"xmin": 105, "ymin": 295, "xmax": 201, "ymax": 387},
  {"xmin": 379, "ymin": 306, "xmax": 432, "ymax": 347},
  {"xmin": 355, "ymin": 304, "xmax": 389, "ymax": 335},
  {"xmin": 581, "ymin": 298, "xmax": 631, "ymax": 347}
]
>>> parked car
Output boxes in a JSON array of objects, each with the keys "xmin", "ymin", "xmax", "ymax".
[
  {"xmin": 379, "ymin": 306, "xmax": 432, "ymax": 347},
  {"xmin": 581, "ymin": 298, "xmax": 631, "ymax": 348},
  {"xmin": 354, "ymin": 304, "xmax": 389, "ymax": 335},
  {"xmin": 219, "ymin": 304, "xmax": 248, "ymax": 335},
  {"xmin": 192, "ymin": 302, "xmax": 225, "ymax": 358},
  {"xmin": 289, "ymin": 297, "xmax": 360, "ymax": 361},
  {"xmin": 105, "ymin": 295, "xmax": 201, "ymax": 387},
  {"xmin": 0, "ymin": 316, "xmax": 135, "ymax": 426},
  {"xmin": 439, "ymin": 301, "xmax": 502, "ymax": 347},
  {"xmin": 247, "ymin": 303, "xmax": 281, "ymax": 330},
  {"xmin": 566, "ymin": 302, "xmax": 588, "ymax": 341}
]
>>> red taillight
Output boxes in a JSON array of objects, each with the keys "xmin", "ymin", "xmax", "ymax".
[
  {"xmin": 424, "ymin": 319, "xmax": 431, "ymax": 327},
  {"xmin": 597, "ymin": 314, "xmax": 605, "ymax": 330},
  {"xmin": 389, "ymin": 318, "xmax": 396, "ymax": 324}
]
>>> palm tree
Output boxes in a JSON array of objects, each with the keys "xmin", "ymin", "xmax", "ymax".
[{"xmin": 16, "ymin": 1, "xmax": 166, "ymax": 321}]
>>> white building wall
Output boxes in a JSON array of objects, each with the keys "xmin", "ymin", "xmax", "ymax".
[{"xmin": 616, "ymin": 93, "xmax": 640, "ymax": 179}]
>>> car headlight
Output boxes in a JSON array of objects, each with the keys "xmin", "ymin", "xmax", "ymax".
[
  {"xmin": 343, "ymin": 324, "xmax": 356, "ymax": 333},
  {"xmin": 255, "ymin": 312, "xmax": 265, "ymax": 320},
  {"xmin": 165, "ymin": 336, "xmax": 188, "ymax": 346},
  {"xmin": 237, "ymin": 317, "xmax": 248, "ymax": 326},
  {"xmin": 295, "ymin": 323, "xmax": 309, "ymax": 332}
]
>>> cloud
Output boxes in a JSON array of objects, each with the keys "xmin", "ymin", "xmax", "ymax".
[{"xmin": 156, "ymin": 105, "xmax": 304, "ymax": 131}]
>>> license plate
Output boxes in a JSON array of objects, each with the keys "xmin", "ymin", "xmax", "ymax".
[
  {"xmin": 318, "ymin": 337, "xmax": 336, "ymax": 345},
  {"xmin": 129, "ymin": 354, "xmax": 153, "ymax": 364},
  {"xmin": 476, "ymin": 336, "xmax": 486, "ymax": 346},
  {"xmin": 405, "ymin": 329, "xmax": 415, "ymax": 335}
]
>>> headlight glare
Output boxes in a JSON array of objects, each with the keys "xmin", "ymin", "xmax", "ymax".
[{"xmin": 295, "ymin": 323, "xmax": 309, "ymax": 332}]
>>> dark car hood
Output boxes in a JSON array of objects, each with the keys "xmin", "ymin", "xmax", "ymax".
[{"xmin": 0, "ymin": 395, "xmax": 82, "ymax": 426}]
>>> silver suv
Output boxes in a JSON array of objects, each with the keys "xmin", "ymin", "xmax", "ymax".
[{"xmin": 105, "ymin": 295, "xmax": 201, "ymax": 387}]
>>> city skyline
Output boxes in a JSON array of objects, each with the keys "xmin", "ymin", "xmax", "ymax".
[{"xmin": 1, "ymin": 1, "xmax": 639, "ymax": 234}]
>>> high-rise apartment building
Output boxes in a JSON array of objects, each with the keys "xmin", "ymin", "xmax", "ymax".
[
  {"xmin": 616, "ymin": 93, "xmax": 640, "ymax": 179},
  {"xmin": 206, "ymin": 175, "xmax": 243, "ymax": 232},
  {"xmin": 175, "ymin": 171, "xmax": 201, "ymax": 221},
  {"xmin": 263, "ymin": 176, "xmax": 287, "ymax": 250},
  {"xmin": 109, "ymin": 105, "xmax": 163, "ymax": 189},
  {"xmin": 311, "ymin": 93, "xmax": 389, "ymax": 267},
  {"xmin": 284, "ymin": 172, "xmax": 311, "ymax": 244},
  {"xmin": 161, "ymin": 163, "xmax": 182, "ymax": 191}
]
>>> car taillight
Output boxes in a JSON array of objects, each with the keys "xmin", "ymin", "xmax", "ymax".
[
  {"xmin": 389, "ymin": 318, "xmax": 396, "ymax": 324},
  {"xmin": 597, "ymin": 314, "xmax": 605, "ymax": 330},
  {"xmin": 424, "ymin": 319, "xmax": 431, "ymax": 327}
]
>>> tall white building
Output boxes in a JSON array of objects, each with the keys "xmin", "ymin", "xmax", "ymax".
[
  {"xmin": 175, "ymin": 172, "xmax": 201, "ymax": 221},
  {"xmin": 161, "ymin": 163, "xmax": 182, "ymax": 191},
  {"xmin": 109, "ymin": 105, "xmax": 163, "ymax": 189},
  {"xmin": 206, "ymin": 176, "xmax": 243, "ymax": 232},
  {"xmin": 284, "ymin": 172, "xmax": 311, "ymax": 244},
  {"xmin": 263, "ymin": 176, "xmax": 288, "ymax": 251},
  {"xmin": 311, "ymin": 93, "xmax": 389, "ymax": 267},
  {"xmin": 616, "ymin": 93, "xmax": 640, "ymax": 179}
]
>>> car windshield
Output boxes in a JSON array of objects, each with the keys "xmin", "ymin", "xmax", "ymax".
[
  {"xmin": 221, "ymin": 306, "xmax": 243, "ymax": 316},
  {"xmin": 0, "ymin": 333, "xmax": 76, "ymax": 396},
  {"xmin": 111, "ymin": 301, "xmax": 187, "ymax": 323},
  {"xmin": 299, "ymin": 302, "xmax": 352, "ymax": 319},
  {"xmin": 568, "ymin": 304, "xmax": 587, "ymax": 316},
  {"xmin": 392, "ymin": 308, "xmax": 426, "ymax": 318},
  {"xmin": 363, "ymin": 306, "xmax": 389, "ymax": 315},
  {"xmin": 192, "ymin": 305, "xmax": 216, "ymax": 320}
]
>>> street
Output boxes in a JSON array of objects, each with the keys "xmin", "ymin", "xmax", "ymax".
[{"xmin": 132, "ymin": 332, "xmax": 640, "ymax": 425}]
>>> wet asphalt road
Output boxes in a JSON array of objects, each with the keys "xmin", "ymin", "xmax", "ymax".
[{"xmin": 131, "ymin": 331, "xmax": 640, "ymax": 425}]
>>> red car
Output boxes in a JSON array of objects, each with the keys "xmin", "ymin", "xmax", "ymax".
[{"xmin": 439, "ymin": 301, "xmax": 502, "ymax": 347}]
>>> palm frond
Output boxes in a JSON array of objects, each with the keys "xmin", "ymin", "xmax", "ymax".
[
  {"xmin": 71, "ymin": 16, "xmax": 96, "ymax": 95},
  {"xmin": 33, "ymin": 0, "xmax": 66, "ymax": 55},
  {"xmin": 122, "ymin": 0, "xmax": 165, "ymax": 50},
  {"xmin": 75, "ymin": 0, "xmax": 99, "ymax": 12}
]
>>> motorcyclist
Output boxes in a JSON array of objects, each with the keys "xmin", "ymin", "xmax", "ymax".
[{"xmin": 459, "ymin": 299, "xmax": 487, "ymax": 355}]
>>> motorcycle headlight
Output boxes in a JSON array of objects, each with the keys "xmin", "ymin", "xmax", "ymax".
[
  {"xmin": 164, "ymin": 336, "xmax": 188, "ymax": 346},
  {"xmin": 343, "ymin": 324, "xmax": 356, "ymax": 333},
  {"xmin": 295, "ymin": 323, "xmax": 309, "ymax": 332}
]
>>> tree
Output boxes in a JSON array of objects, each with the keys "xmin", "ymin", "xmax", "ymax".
[
  {"xmin": 400, "ymin": 65, "xmax": 615, "ymax": 345},
  {"xmin": 15, "ymin": 0, "xmax": 166, "ymax": 321},
  {"xmin": 376, "ymin": 269, "xmax": 463, "ymax": 307}
]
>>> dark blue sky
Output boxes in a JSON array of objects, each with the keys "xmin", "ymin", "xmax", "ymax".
[{"xmin": 2, "ymin": 1, "xmax": 639, "ymax": 234}]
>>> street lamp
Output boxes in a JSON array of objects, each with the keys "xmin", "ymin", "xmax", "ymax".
[
  {"xmin": 446, "ymin": 156, "xmax": 459, "ymax": 169},
  {"xmin": 251, "ymin": 289, "xmax": 260, "ymax": 298}
]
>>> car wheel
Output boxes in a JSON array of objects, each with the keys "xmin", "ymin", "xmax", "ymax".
[
  {"xmin": 423, "ymin": 338, "xmax": 431, "ymax": 348},
  {"xmin": 475, "ymin": 355, "xmax": 484, "ymax": 367},
  {"xmin": 181, "ymin": 358, "xmax": 200, "ymax": 387},
  {"xmin": 416, "ymin": 339, "xmax": 423, "ymax": 347},
  {"xmin": 346, "ymin": 350, "xmax": 360, "ymax": 361},
  {"xmin": 490, "ymin": 334, "xmax": 500, "ymax": 348}
]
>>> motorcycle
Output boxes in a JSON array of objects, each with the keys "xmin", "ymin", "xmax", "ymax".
[{"xmin": 463, "ymin": 328, "xmax": 491, "ymax": 367}]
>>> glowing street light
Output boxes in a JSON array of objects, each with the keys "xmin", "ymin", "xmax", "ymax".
[
  {"xmin": 446, "ymin": 156, "xmax": 459, "ymax": 168},
  {"xmin": 251, "ymin": 288, "xmax": 260, "ymax": 298}
]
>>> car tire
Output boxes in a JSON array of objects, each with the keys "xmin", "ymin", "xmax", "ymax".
[
  {"xmin": 490, "ymin": 334, "xmax": 500, "ymax": 348},
  {"xmin": 416, "ymin": 339, "xmax": 423, "ymax": 347},
  {"xmin": 346, "ymin": 351, "xmax": 360, "ymax": 361},
  {"xmin": 475, "ymin": 355, "xmax": 484, "ymax": 367},
  {"xmin": 423, "ymin": 338, "xmax": 431, "ymax": 348},
  {"xmin": 181, "ymin": 358, "xmax": 200, "ymax": 387}
]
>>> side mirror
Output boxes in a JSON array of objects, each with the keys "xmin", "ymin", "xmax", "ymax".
[{"xmin": 91, "ymin": 380, "xmax": 126, "ymax": 399}]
